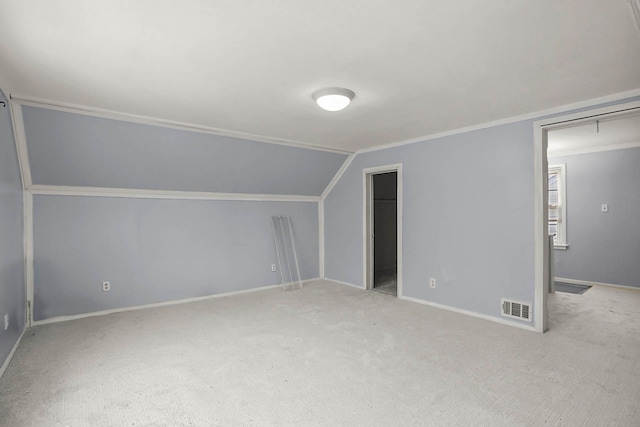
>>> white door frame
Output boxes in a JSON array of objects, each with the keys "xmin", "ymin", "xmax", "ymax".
[
  {"xmin": 362, "ymin": 164, "xmax": 403, "ymax": 296},
  {"xmin": 533, "ymin": 100, "xmax": 640, "ymax": 333}
]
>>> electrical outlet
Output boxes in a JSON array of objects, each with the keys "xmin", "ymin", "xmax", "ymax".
[
  {"xmin": 102, "ymin": 281, "xmax": 110, "ymax": 292},
  {"xmin": 3, "ymin": 314, "xmax": 8, "ymax": 331},
  {"xmin": 601, "ymin": 204, "xmax": 608, "ymax": 213},
  {"xmin": 271, "ymin": 264, "xmax": 277, "ymax": 272},
  {"xmin": 429, "ymin": 278, "xmax": 436, "ymax": 288}
]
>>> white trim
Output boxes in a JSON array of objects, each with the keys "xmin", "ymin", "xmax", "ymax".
[
  {"xmin": 399, "ymin": 296, "xmax": 537, "ymax": 332},
  {"xmin": 324, "ymin": 279, "xmax": 536, "ymax": 331},
  {"xmin": 319, "ymin": 199, "xmax": 325, "ymax": 278},
  {"xmin": 548, "ymin": 140, "xmax": 640, "ymax": 158},
  {"xmin": 0, "ymin": 327, "xmax": 26, "ymax": 380},
  {"xmin": 363, "ymin": 172, "xmax": 372, "ymax": 291},
  {"xmin": 534, "ymin": 100, "xmax": 640, "ymax": 334},
  {"xmin": 535, "ymin": 101, "xmax": 640, "ymax": 130},
  {"xmin": 362, "ymin": 164, "xmax": 403, "ymax": 296},
  {"xmin": 356, "ymin": 89, "xmax": 640, "ymax": 155},
  {"xmin": 32, "ymin": 278, "xmax": 320, "ymax": 326},
  {"xmin": 9, "ymin": 100, "xmax": 32, "ymax": 188},
  {"xmin": 28, "ymin": 185, "xmax": 319, "ymax": 203},
  {"xmin": 10, "ymin": 94, "xmax": 353, "ymax": 155},
  {"xmin": 533, "ymin": 120, "xmax": 549, "ymax": 333},
  {"xmin": 548, "ymin": 163, "xmax": 567, "ymax": 247},
  {"xmin": 324, "ymin": 278, "xmax": 364, "ymax": 289},
  {"xmin": 555, "ymin": 277, "xmax": 640, "ymax": 292},
  {"xmin": 320, "ymin": 153, "xmax": 356, "ymax": 200},
  {"xmin": 23, "ymin": 191, "xmax": 33, "ymax": 328},
  {"xmin": 10, "ymin": 90, "xmax": 640, "ymax": 158}
]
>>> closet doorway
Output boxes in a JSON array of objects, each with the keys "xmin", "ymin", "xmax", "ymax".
[{"xmin": 364, "ymin": 164, "xmax": 402, "ymax": 297}]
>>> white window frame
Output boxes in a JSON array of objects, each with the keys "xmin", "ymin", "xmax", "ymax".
[{"xmin": 548, "ymin": 163, "xmax": 567, "ymax": 249}]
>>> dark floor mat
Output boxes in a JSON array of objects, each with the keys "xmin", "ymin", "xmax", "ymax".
[{"xmin": 555, "ymin": 282, "xmax": 592, "ymax": 295}]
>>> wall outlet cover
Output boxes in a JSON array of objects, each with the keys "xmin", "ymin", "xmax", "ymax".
[
  {"xmin": 271, "ymin": 264, "xmax": 277, "ymax": 272},
  {"xmin": 429, "ymin": 278, "xmax": 436, "ymax": 288},
  {"xmin": 102, "ymin": 281, "xmax": 110, "ymax": 292}
]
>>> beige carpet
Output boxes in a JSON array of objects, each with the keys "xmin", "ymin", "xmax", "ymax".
[{"xmin": 1, "ymin": 280, "xmax": 639, "ymax": 426}]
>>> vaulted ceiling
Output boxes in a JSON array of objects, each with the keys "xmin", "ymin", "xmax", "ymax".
[{"xmin": 1, "ymin": 1, "xmax": 640, "ymax": 152}]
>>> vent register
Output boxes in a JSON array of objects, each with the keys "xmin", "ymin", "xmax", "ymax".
[{"xmin": 501, "ymin": 299, "xmax": 532, "ymax": 322}]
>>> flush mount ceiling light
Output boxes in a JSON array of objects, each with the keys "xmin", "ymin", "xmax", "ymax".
[{"xmin": 312, "ymin": 87, "xmax": 355, "ymax": 112}]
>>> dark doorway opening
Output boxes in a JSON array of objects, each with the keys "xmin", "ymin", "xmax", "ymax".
[{"xmin": 372, "ymin": 172, "xmax": 397, "ymax": 295}]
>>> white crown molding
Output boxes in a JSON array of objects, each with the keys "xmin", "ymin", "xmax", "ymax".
[
  {"xmin": 28, "ymin": 184, "xmax": 320, "ymax": 203},
  {"xmin": 355, "ymin": 88, "xmax": 640, "ymax": 155},
  {"xmin": 31, "ymin": 278, "xmax": 321, "ymax": 326},
  {"xmin": 10, "ymin": 94, "xmax": 353, "ymax": 155},
  {"xmin": 548, "ymin": 140, "xmax": 640, "ymax": 158},
  {"xmin": 12, "ymin": 89, "xmax": 640, "ymax": 158}
]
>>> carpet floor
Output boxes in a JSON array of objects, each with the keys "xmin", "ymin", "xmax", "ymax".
[
  {"xmin": 1, "ymin": 280, "xmax": 639, "ymax": 426},
  {"xmin": 373, "ymin": 269, "xmax": 397, "ymax": 295}
]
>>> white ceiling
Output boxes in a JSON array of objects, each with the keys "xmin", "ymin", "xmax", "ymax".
[
  {"xmin": 548, "ymin": 112, "xmax": 640, "ymax": 157},
  {"xmin": 1, "ymin": 0, "xmax": 640, "ymax": 153}
]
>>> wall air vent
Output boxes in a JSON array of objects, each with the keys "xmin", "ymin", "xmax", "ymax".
[{"xmin": 501, "ymin": 299, "xmax": 532, "ymax": 322}]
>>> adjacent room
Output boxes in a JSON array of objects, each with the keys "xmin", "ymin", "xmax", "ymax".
[{"xmin": 1, "ymin": 1, "xmax": 640, "ymax": 425}]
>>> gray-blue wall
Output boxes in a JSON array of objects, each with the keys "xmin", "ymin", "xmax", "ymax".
[
  {"xmin": 324, "ymin": 96, "xmax": 640, "ymax": 329},
  {"xmin": 33, "ymin": 195, "xmax": 319, "ymax": 321},
  {"xmin": 324, "ymin": 122, "xmax": 536, "ymax": 325},
  {"xmin": 22, "ymin": 105, "xmax": 347, "ymax": 196},
  {"xmin": 324, "ymin": 97, "xmax": 640, "ymax": 332},
  {"xmin": 0, "ymin": 91, "xmax": 25, "ymax": 367},
  {"xmin": 550, "ymin": 147, "xmax": 640, "ymax": 288}
]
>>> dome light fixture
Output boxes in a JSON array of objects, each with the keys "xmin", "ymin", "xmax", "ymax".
[{"xmin": 312, "ymin": 87, "xmax": 355, "ymax": 112}]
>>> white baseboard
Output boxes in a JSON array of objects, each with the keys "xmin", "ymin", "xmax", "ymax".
[
  {"xmin": 399, "ymin": 296, "xmax": 537, "ymax": 332},
  {"xmin": 555, "ymin": 277, "xmax": 640, "ymax": 292},
  {"xmin": 33, "ymin": 278, "xmax": 320, "ymax": 326},
  {"xmin": 0, "ymin": 327, "xmax": 26, "ymax": 380},
  {"xmin": 326, "ymin": 278, "xmax": 537, "ymax": 332},
  {"xmin": 324, "ymin": 278, "xmax": 364, "ymax": 289}
]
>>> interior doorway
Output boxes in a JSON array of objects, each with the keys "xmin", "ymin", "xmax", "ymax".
[
  {"xmin": 364, "ymin": 164, "xmax": 402, "ymax": 297},
  {"xmin": 533, "ymin": 100, "xmax": 640, "ymax": 332},
  {"xmin": 372, "ymin": 172, "xmax": 397, "ymax": 294}
]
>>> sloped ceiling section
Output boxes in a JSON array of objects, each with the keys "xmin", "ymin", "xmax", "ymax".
[{"xmin": 19, "ymin": 104, "xmax": 348, "ymax": 196}]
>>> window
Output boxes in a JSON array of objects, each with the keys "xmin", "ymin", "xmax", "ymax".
[{"xmin": 548, "ymin": 164, "xmax": 567, "ymax": 248}]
